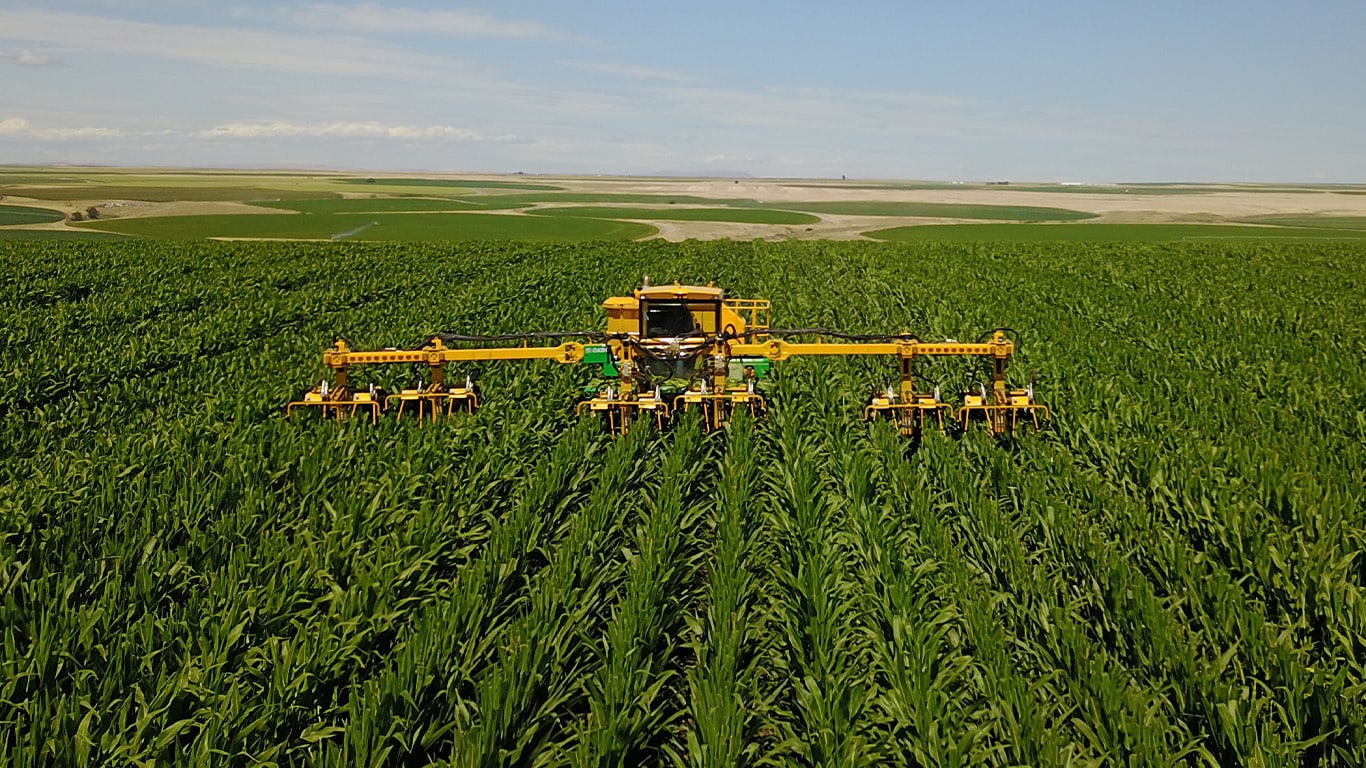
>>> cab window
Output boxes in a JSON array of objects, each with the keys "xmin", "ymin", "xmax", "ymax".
[
  {"xmin": 644, "ymin": 301, "xmax": 696, "ymax": 338},
  {"xmin": 643, "ymin": 300, "xmax": 721, "ymax": 338}
]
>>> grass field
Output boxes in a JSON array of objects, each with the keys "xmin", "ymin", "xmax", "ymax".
[
  {"xmin": 1237, "ymin": 215, "xmax": 1366, "ymax": 230},
  {"xmin": 0, "ymin": 229, "xmax": 127, "ymax": 240},
  {"xmin": 78, "ymin": 211, "xmax": 656, "ymax": 240},
  {"xmin": 996, "ymin": 184, "xmax": 1218, "ymax": 195},
  {"xmin": 527, "ymin": 205, "xmax": 821, "ymax": 224},
  {"xmin": 2, "ymin": 238, "xmax": 1363, "ymax": 765},
  {"xmin": 251, "ymin": 198, "xmax": 487, "ymax": 214},
  {"xmin": 11, "ymin": 185, "xmax": 342, "ymax": 203},
  {"xmin": 0, "ymin": 205, "xmax": 64, "ymax": 225},
  {"xmin": 340, "ymin": 177, "xmax": 563, "ymax": 191},
  {"xmin": 469, "ymin": 192, "xmax": 763, "ymax": 209},
  {"xmin": 865, "ymin": 222, "xmax": 1366, "ymax": 242},
  {"xmin": 779, "ymin": 200, "xmax": 1096, "ymax": 220}
]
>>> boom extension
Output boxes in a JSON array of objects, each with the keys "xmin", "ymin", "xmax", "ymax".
[
  {"xmin": 287, "ymin": 337, "xmax": 585, "ymax": 423},
  {"xmin": 730, "ymin": 331, "xmax": 1036, "ymax": 436}
]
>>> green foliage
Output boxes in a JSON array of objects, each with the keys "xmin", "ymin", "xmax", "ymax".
[{"xmin": 0, "ymin": 239, "xmax": 1363, "ymax": 766}]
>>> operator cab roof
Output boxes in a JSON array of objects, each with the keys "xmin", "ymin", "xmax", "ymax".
[{"xmin": 635, "ymin": 284, "xmax": 725, "ymax": 301}]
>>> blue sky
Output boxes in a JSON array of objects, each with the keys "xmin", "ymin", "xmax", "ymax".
[{"xmin": 1, "ymin": 1, "xmax": 1362, "ymax": 181}]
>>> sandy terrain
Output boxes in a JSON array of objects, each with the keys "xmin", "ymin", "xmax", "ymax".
[
  {"xmin": 0, "ymin": 196, "xmax": 293, "ymax": 233},
  {"xmin": 531, "ymin": 178, "xmax": 1366, "ymax": 241},
  {"xmin": 449, "ymin": 176, "xmax": 1366, "ymax": 241}
]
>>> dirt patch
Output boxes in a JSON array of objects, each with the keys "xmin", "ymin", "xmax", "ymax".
[
  {"xmin": 0, "ymin": 196, "xmax": 296, "ymax": 236},
  {"xmin": 1, "ymin": 195, "xmax": 292, "ymax": 222},
  {"xmin": 558, "ymin": 178, "xmax": 1366, "ymax": 215}
]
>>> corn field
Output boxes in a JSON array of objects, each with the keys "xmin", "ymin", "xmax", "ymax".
[{"xmin": 1, "ymin": 239, "xmax": 1364, "ymax": 766}]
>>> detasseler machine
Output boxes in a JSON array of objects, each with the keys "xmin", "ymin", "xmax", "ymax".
[{"xmin": 289, "ymin": 282, "xmax": 1049, "ymax": 437}]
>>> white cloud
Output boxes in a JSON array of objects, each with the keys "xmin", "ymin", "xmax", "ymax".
[
  {"xmin": 0, "ymin": 49, "xmax": 59, "ymax": 66},
  {"xmin": 0, "ymin": 116, "xmax": 481, "ymax": 143},
  {"xmin": 198, "ymin": 120, "xmax": 481, "ymax": 141},
  {"xmin": 0, "ymin": 10, "xmax": 457, "ymax": 79},
  {"xmin": 291, "ymin": 4, "xmax": 568, "ymax": 41},
  {"xmin": 0, "ymin": 117, "xmax": 122, "ymax": 139},
  {"xmin": 566, "ymin": 61, "xmax": 693, "ymax": 83}
]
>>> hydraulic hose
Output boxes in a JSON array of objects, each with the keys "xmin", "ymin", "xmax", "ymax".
[
  {"xmin": 729, "ymin": 327, "xmax": 922, "ymax": 343},
  {"xmin": 977, "ymin": 327, "xmax": 1021, "ymax": 347}
]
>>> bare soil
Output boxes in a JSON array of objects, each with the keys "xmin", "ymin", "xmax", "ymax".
[{"xmin": 517, "ymin": 178, "xmax": 1366, "ymax": 241}]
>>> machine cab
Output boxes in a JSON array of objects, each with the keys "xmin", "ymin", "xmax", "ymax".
[
  {"xmin": 638, "ymin": 284, "xmax": 723, "ymax": 339},
  {"xmin": 598, "ymin": 284, "xmax": 726, "ymax": 379},
  {"xmin": 602, "ymin": 284, "xmax": 728, "ymax": 340}
]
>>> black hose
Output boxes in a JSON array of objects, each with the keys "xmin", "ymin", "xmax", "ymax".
[
  {"xmin": 421, "ymin": 326, "xmax": 1018, "ymax": 350},
  {"xmin": 415, "ymin": 330, "xmax": 609, "ymax": 349},
  {"xmin": 622, "ymin": 335, "xmax": 718, "ymax": 362},
  {"xmin": 730, "ymin": 327, "xmax": 921, "ymax": 342},
  {"xmin": 432, "ymin": 330, "xmax": 606, "ymax": 343},
  {"xmin": 976, "ymin": 327, "xmax": 1022, "ymax": 347}
]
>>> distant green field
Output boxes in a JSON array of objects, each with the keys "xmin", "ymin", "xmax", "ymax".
[
  {"xmin": 996, "ymin": 183, "xmax": 1366, "ymax": 196},
  {"xmin": 1236, "ymin": 186, "xmax": 1366, "ymax": 195},
  {"xmin": 0, "ymin": 228, "xmax": 127, "ymax": 240},
  {"xmin": 1001, "ymin": 185, "xmax": 1216, "ymax": 195},
  {"xmin": 864, "ymin": 222, "xmax": 1366, "ymax": 242},
  {"xmin": 11, "ymin": 186, "xmax": 341, "ymax": 202},
  {"xmin": 473, "ymin": 193, "xmax": 760, "ymax": 210},
  {"xmin": 528, "ymin": 206, "xmax": 820, "ymax": 225},
  {"xmin": 788, "ymin": 181, "xmax": 965, "ymax": 191},
  {"xmin": 1237, "ymin": 215, "xmax": 1366, "ymax": 230},
  {"xmin": 251, "ymin": 198, "xmax": 485, "ymax": 214},
  {"xmin": 782, "ymin": 201, "xmax": 1095, "ymax": 220},
  {"xmin": 342, "ymin": 177, "xmax": 562, "ymax": 191},
  {"xmin": 0, "ymin": 204, "xmax": 64, "ymax": 225},
  {"xmin": 79, "ymin": 212, "xmax": 655, "ymax": 241}
]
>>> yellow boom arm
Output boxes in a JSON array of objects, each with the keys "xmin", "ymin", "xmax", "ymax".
[
  {"xmin": 323, "ymin": 337, "xmax": 586, "ymax": 368},
  {"xmin": 727, "ymin": 338, "xmax": 1012, "ymax": 360}
]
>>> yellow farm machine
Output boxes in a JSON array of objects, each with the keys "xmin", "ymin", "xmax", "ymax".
[{"xmin": 289, "ymin": 283, "xmax": 1049, "ymax": 437}]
